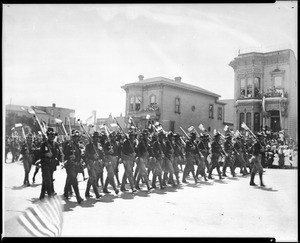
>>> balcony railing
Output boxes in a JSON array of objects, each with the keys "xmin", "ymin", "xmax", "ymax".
[{"xmin": 238, "ymin": 88, "xmax": 288, "ymax": 99}]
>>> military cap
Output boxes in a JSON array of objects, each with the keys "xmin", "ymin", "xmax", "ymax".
[
  {"xmin": 142, "ymin": 129, "xmax": 149, "ymax": 135},
  {"xmin": 128, "ymin": 130, "xmax": 136, "ymax": 137},
  {"xmin": 46, "ymin": 127, "xmax": 57, "ymax": 136},
  {"xmin": 189, "ymin": 131, "xmax": 196, "ymax": 138},
  {"xmin": 214, "ymin": 132, "xmax": 221, "ymax": 138},
  {"xmin": 72, "ymin": 130, "xmax": 81, "ymax": 138},
  {"xmin": 92, "ymin": 131, "xmax": 100, "ymax": 138}
]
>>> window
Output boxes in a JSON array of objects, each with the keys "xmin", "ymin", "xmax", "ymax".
[
  {"xmin": 209, "ymin": 104, "xmax": 214, "ymax": 119},
  {"xmin": 150, "ymin": 95, "xmax": 156, "ymax": 105},
  {"xmin": 239, "ymin": 113, "xmax": 245, "ymax": 130},
  {"xmin": 274, "ymin": 76, "xmax": 283, "ymax": 88},
  {"xmin": 175, "ymin": 97, "xmax": 180, "ymax": 114},
  {"xmin": 246, "ymin": 112, "xmax": 252, "ymax": 129},
  {"xmin": 135, "ymin": 96, "xmax": 141, "ymax": 111},
  {"xmin": 129, "ymin": 97, "xmax": 134, "ymax": 111},
  {"xmin": 254, "ymin": 112, "xmax": 260, "ymax": 132},
  {"xmin": 254, "ymin": 77, "xmax": 260, "ymax": 98},
  {"xmin": 218, "ymin": 107, "xmax": 222, "ymax": 120},
  {"xmin": 247, "ymin": 78, "xmax": 253, "ymax": 97},
  {"xmin": 240, "ymin": 78, "xmax": 246, "ymax": 97}
]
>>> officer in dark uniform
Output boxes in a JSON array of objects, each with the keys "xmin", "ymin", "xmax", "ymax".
[
  {"xmin": 84, "ymin": 131, "xmax": 103, "ymax": 199},
  {"xmin": 249, "ymin": 133, "xmax": 265, "ymax": 187},
  {"xmin": 163, "ymin": 131, "xmax": 176, "ymax": 187},
  {"xmin": 102, "ymin": 132, "xmax": 120, "ymax": 194},
  {"xmin": 20, "ymin": 133, "xmax": 36, "ymax": 186},
  {"xmin": 198, "ymin": 134, "xmax": 210, "ymax": 173},
  {"xmin": 120, "ymin": 131, "xmax": 137, "ymax": 193},
  {"xmin": 207, "ymin": 132, "xmax": 224, "ymax": 180},
  {"xmin": 39, "ymin": 127, "xmax": 62, "ymax": 200},
  {"xmin": 152, "ymin": 131, "xmax": 166, "ymax": 189},
  {"xmin": 222, "ymin": 134, "xmax": 236, "ymax": 177}
]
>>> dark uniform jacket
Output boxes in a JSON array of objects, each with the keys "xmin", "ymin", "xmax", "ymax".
[
  {"xmin": 153, "ymin": 140, "xmax": 166, "ymax": 159},
  {"xmin": 63, "ymin": 140, "xmax": 81, "ymax": 164},
  {"xmin": 40, "ymin": 140, "xmax": 62, "ymax": 171}
]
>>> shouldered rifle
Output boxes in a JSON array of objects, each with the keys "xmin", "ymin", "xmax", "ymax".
[
  {"xmin": 114, "ymin": 118, "xmax": 135, "ymax": 153},
  {"xmin": 180, "ymin": 127, "xmax": 203, "ymax": 158}
]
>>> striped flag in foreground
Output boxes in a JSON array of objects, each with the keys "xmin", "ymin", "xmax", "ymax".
[{"xmin": 17, "ymin": 196, "xmax": 64, "ymax": 237}]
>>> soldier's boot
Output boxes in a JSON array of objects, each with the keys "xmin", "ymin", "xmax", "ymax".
[
  {"xmin": 230, "ymin": 167, "xmax": 236, "ymax": 177},
  {"xmin": 207, "ymin": 166, "xmax": 214, "ymax": 179},
  {"xmin": 85, "ymin": 180, "xmax": 93, "ymax": 197},
  {"xmin": 249, "ymin": 173, "xmax": 257, "ymax": 186},
  {"xmin": 182, "ymin": 170, "xmax": 188, "ymax": 183},
  {"xmin": 135, "ymin": 174, "xmax": 141, "ymax": 190},
  {"xmin": 151, "ymin": 175, "xmax": 157, "ymax": 188},
  {"xmin": 115, "ymin": 172, "xmax": 121, "ymax": 186},
  {"xmin": 158, "ymin": 175, "xmax": 165, "ymax": 189},
  {"xmin": 108, "ymin": 176, "xmax": 119, "ymax": 194},
  {"xmin": 191, "ymin": 171, "xmax": 198, "ymax": 183},
  {"xmin": 162, "ymin": 172, "xmax": 168, "ymax": 186},
  {"xmin": 120, "ymin": 174, "xmax": 129, "ymax": 192},
  {"xmin": 259, "ymin": 172, "xmax": 265, "ymax": 187},
  {"xmin": 144, "ymin": 176, "xmax": 152, "ymax": 191},
  {"xmin": 103, "ymin": 177, "xmax": 111, "ymax": 193},
  {"xmin": 73, "ymin": 185, "xmax": 83, "ymax": 204},
  {"xmin": 202, "ymin": 171, "xmax": 208, "ymax": 181},
  {"xmin": 92, "ymin": 183, "xmax": 102, "ymax": 199},
  {"xmin": 222, "ymin": 166, "xmax": 227, "ymax": 177},
  {"xmin": 217, "ymin": 167, "xmax": 224, "ymax": 180},
  {"xmin": 168, "ymin": 173, "xmax": 176, "ymax": 186},
  {"xmin": 174, "ymin": 173, "xmax": 180, "ymax": 185}
]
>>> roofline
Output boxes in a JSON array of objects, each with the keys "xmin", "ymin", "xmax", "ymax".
[
  {"xmin": 122, "ymin": 78, "xmax": 221, "ymax": 98},
  {"xmin": 238, "ymin": 48, "xmax": 295, "ymax": 57}
]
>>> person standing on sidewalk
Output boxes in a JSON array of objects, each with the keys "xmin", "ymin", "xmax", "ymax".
[{"xmin": 249, "ymin": 132, "xmax": 266, "ymax": 187}]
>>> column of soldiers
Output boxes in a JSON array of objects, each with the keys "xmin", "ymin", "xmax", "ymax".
[{"xmin": 8, "ymin": 125, "xmax": 297, "ymax": 205}]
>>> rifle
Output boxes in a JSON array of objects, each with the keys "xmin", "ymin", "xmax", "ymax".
[
  {"xmin": 114, "ymin": 117, "xmax": 135, "ymax": 153},
  {"xmin": 180, "ymin": 127, "xmax": 203, "ymax": 159}
]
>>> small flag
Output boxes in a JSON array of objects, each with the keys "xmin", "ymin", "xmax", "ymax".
[
  {"xmin": 198, "ymin": 124, "xmax": 205, "ymax": 131},
  {"xmin": 146, "ymin": 114, "xmax": 150, "ymax": 120},
  {"xmin": 27, "ymin": 107, "xmax": 36, "ymax": 115},
  {"xmin": 241, "ymin": 122, "xmax": 249, "ymax": 130},
  {"xmin": 15, "ymin": 123, "xmax": 23, "ymax": 128},
  {"xmin": 188, "ymin": 126, "xmax": 194, "ymax": 132},
  {"xmin": 17, "ymin": 196, "xmax": 63, "ymax": 237},
  {"xmin": 54, "ymin": 118, "xmax": 63, "ymax": 124},
  {"xmin": 223, "ymin": 125, "xmax": 228, "ymax": 131}
]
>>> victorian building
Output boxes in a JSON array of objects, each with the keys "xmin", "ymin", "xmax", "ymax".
[
  {"xmin": 121, "ymin": 75, "xmax": 226, "ymax": 134},
  {"xmin": 229, "ymin": 49, "xmax": 297, "ymax": 141}
]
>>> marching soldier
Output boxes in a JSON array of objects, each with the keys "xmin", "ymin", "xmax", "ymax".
[
  {"xmin": 249, "ymin": 133, "xmax": 266, "ymax": 187},
  {"xmin": 115, "ymin": 132, "xmax": 124, "ymax": 186},
  {"xmin": 163, "ymin": 132, "xmax": 176, "ymax": 187},
  {"xmin": 102, "ymin": 132, "xmax": 120, "ymax": 194},
  {"xmin": 182, "ymin": 132, "xmax": 198, "ymax": 184},
  {"xmin": 207, "ymin": 132, "xmax": 224, "ymax": 180},
  {"xmin": 39, "ymin": 127, "xmax": 62, "ymax": 200},
  {"xmin": 62, "ymin": 130, "xmax": 84, "ymax": 204},
  {"xmin": 222, "ymin": 134, "xmax": 236, "ymax": 177},
  {"xmin": 84, "ymin": 131, "xmax": 103, "ymax": 199},
  {"xmin": 198, "ymin": 134, "xmax": 210, "ymax": 173},
  {"xmin": 172, "ymin": 133, "xmax": 183, "ymax": 185},
  {"xmin": 233, "ymin": 135, "xmax": 249, "ymax": 175},
  {"xmin": 135, "ymin": 129, "xmax": 152, "ymax": 191},
  {"xmin": 32, "ymin": 134, "xmax": 43, "ymax": 183},
  {"xmin": 20, "ymin": 133, "xmax": 36, "ymax": 186},
  {"xmin": 152, "ymin": 131, "xmax": 166, "ymax": 189},
  {"xmin": 120, "ymin": 131, "xmax": 137, "ymax": 193}
]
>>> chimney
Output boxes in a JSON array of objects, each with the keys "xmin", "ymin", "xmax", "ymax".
[
  {"xmin": 138, "ymin": 75, "xmax": 144, "ymax": 81},
  {"xmin": 52, "ymin": 103, "xmax": 56, "ymax": 107},
  {"xmin": 174, "ymin": 76, "xmax": 182, "ymax": 82}
]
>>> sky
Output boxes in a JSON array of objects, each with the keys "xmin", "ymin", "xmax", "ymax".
[{"xmin": 3, "ymin": 2, "xmax": 297, "ymax": 121}]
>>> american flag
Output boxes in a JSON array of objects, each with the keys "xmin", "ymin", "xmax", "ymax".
[{"xmin": 17, "ymin": 196, "xmax": 64, "ymax": 237}]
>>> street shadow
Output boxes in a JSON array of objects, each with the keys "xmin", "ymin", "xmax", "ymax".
[
  {"xmin": 119, "ymin": 192, "xmax": 136, "ymax": 200},
  {"xmin": 213, "ymin": 179, "xmax": 229, "ymax": 184},
  {"xmin": 98, "ymin": 194, "xmax": 118, "ymax": 203},
  {"xmin": 186, "ymin": 183, "xmax": 201, "ymax": 188},
  {"xmin": 227, "ymin": 177, "xmax": 239, "ymax": 180},
  {"xmin": 151, "ymin": 188, "xmax": 167, "ymax": 195},
  {"xmin": 11, "ymin": 185, "xmax": 28, "ymax": 190},
  {"xmin": 254, "ymin": 186, "xmax": 278, "ymax": 192},
  {"xmin": 135, "ymin": 190, "xmax": 151, "ymax": 197},
  {"xmin": 198, "ymin": 181, "xmax": 214, "ymax": 186},
  {"xmin": 29, "ymin": 183, "xmax": 42, "ymax": 188},
  {"xmin": 63, "ymin": 200, "xmax": 80, "ymax": 212}
]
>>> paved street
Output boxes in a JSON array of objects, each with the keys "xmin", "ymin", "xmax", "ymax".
[{"xmin": 3, "ymin": 153, "xmax": 298, "ymax": 241}]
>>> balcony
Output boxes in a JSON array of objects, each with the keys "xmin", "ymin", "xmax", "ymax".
[{"xmin": 128, "ymin": 104, "xmax": 160, "ymax": 119}]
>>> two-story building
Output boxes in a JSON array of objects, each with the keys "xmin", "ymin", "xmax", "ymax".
[
  {"xmin": 121, "ymin": 75, "xmax": 226, "ymax": 134},
  {"xmin": 229, "ymin": 49, "xmax": 297, "ymax": 142}
]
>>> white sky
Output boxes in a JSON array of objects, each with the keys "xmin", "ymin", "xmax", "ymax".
[{"xmin": 3, "ymin": 3, "xmax": 297, "ymax": 120}]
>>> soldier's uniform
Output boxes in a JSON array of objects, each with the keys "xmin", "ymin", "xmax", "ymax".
[
  {"xmin": 162, "ymin": 132, "xmax": 176, "ymax": 187},
  {"xmin": 102, "ymin": 132, "xmax": 120, "ymax": 194},
  {"xmin": 84, "ymin": 131, "xmax": 103, "ymax": 199},
  {"xmin": 222, "ymin": 135, "xmax": 236, "ymax": 177},
  {"xmin": 207, "ymin": 132, "xmax": 224, "ymax": 180},
  {"xmin": 249, "ymin": 133, "xmax": 265, "ymax": 187},
  {"xmin": 233, "ymin": 136, "xmax": 249, "ymax": 175},
  {"xmin": 135, "ymin": 129, "xmax": 152, "ymax": 191},
  {"xmin": 20, "ymin": 133, "xmax": 36, "ymax": 186},
  {"xmin": 39, "ymin": 128, "xmax": 62, "ymax": 200},
  {"xmin": 172, "ymin": 134, "xmax": 183, "ymax": 184},
  {"xmin": 152, "ymin": 131, "xmax": 166, "ymax": 189},
  {"xmin": 182, "ymin": 132, "xmax": 198, "ymax": 184},
  {"xmin": 120, "ymin": 131, "xmax": 137, "ymax": 193},
  {"xmin": 62, "ymin": 130, "xmax": 84, "ymax": 204},
  {"xmin": 198, "ymin": 134, "xmax": 210, "ymax": 172}
]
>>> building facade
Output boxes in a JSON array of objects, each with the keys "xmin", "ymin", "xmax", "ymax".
[
  {"xmin": 121, "ymin": 75, "xmax": 226, "ymax": 134},
  {"xmin": 229, "ymin": 49, "xmax": 297, "ymax": 142}
]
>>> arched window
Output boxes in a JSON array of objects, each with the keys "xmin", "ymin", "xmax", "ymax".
[
  {"xmin": 129, "ymin": 97, "xmax": 134, "ymax": 111},
  {"xmin": 254, "ymin": 112, "xmax": 260, "ymax": 132},
  {"xmin": 240, "ymin": 78, "xmax": 246, "ymax": 97},
  {"xmin": 246, "ymin": 112, "xmax": 252, "ymax": 129},
  {"xmin": 247, "ymin": 78, "xmax": 253, "ymax": 97},
  {"xmin": 254, "ymin": 77, "xmax": 260, "ymax": 97},
  {"xmin": 150, "ymin": 95, "xmax": 156, "ymax": 105},
  {"xmin": 135, "ymin": 96, "xmax": 141, "ymax": 111},
  {"xmin": 175, "ymin": 97, "xmax": 180, "ymax": 114}
]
